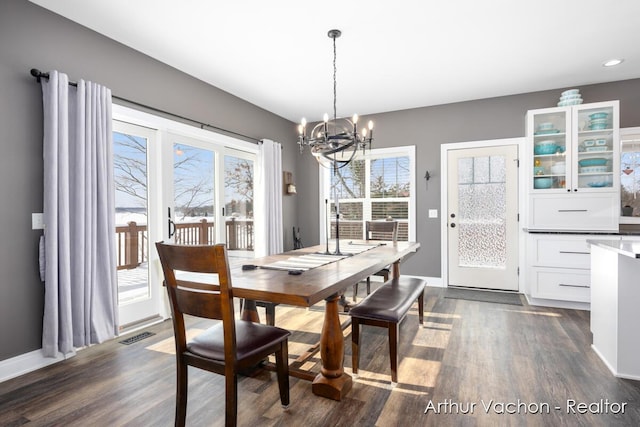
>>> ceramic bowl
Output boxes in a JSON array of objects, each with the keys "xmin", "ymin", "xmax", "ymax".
[
  {"xmin": 551, "ymin": 164, "xmax": 566, "ymax": 174},
  {"xmin": 534, "ymin": 177, "xmax": 553, "ymax": 189},
  {"xmin": 589, "ymin": 112, "xmax": 608, "ymax": 120},
  {"xmin": 534, "ymin": 143, "xmax": 558, "ymax": 155},
  {"xmin": 578, "ymin": 158, "xmax": 607, "ymax": 167},
  {"xmin": 534, "ymin": 166, "xmax": 545, "ymax": 175},
  {"xmin": 560, "ymin": 94, "xmax": 582, "ymax": 101},
  {"xmin": 583, "ymin": 139, "xmax": 595, "ymax": 147},
  {"xmin": 561, "ymin": 89, "xmax": 580, "ymax": 96},
  {"xmin": 538, "ymin": 122, "xmax": 554, "ymax": 130},
  {"xmin": 595, "ymin": 139, "xmax": 607, "ymax": 146}
]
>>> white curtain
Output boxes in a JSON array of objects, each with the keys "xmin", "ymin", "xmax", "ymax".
[
  {"xmin": 255, "ymin": 139, "xmax": 283, "ymax": 257},
  {"xmin": 41, "ymin": 70, "xmax": 118, "ymax": 357}
]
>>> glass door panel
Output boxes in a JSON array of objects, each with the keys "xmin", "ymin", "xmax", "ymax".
[
  {"xmin": 172, "ymin": 142, "xmax": 216, "ymax": 245},
  {"xmin": 224, "ymin": 153, "xmax": 254, "ymax": 260},
  {"xmin": 113, "ymin": 121, "xmax": 160, "ymax": 327}
]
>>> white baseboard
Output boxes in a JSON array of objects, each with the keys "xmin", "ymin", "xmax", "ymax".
[
  {"xmin": 0, "ymin": 348, "xmax": 74, "ymax": 383},
  {"xmin": 524, "ymin": 294, "xmax": 590, "ymax": 311}
]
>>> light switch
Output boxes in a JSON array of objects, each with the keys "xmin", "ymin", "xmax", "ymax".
[
  {"xmin": 32, "ymin": 213, "xmax": 44, "ymax": 230},
  {"xmin": 428, "ymin": 209, "xmax": 438, "ymax": 218}
]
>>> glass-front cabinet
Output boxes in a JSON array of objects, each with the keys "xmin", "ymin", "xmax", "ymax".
[
  {"xmin": 527, "ymin": 101, "xmax": 619, "ymax": 193},
  {"xmin": 526, "ymin": 100, "xmax": 620, "ymax": 232}
]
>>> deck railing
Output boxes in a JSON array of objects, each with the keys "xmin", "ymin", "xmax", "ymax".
[{"xmin": 115, "ymin": 218, "xmax": 253, "ymax": 270}]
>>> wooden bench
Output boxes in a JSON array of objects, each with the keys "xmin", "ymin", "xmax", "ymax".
[{"xmin": 349, "ymin": 276, "xmax": 426, "ymax": 384}]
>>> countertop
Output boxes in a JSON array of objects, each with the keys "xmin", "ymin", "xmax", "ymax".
[{"xmin": 587, "ymin": 239, "xmax": 640, "ymax": 258}]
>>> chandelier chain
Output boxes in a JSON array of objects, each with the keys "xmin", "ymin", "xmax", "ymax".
[{"xmin": 333, "ymin": 34, "xmax": 337, "ymax": 123}]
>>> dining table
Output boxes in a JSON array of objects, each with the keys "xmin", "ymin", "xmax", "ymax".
[{"xmin": 230, "ymin": 240, "xmax": 421, "ymax": 401}]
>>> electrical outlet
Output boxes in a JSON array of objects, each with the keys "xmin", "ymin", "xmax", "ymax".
[
  {"xmin": 428, "ymin": 209, "xmax": 438, "ymax": 219},
  {"xmin": 32, "ymin": 213, "xmax": 44, "ymax": 230}
]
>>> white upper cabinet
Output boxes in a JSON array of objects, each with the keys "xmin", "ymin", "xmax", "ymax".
[{"xmin": 526, "ymin": 101, "xmax": 620, "ymax": 232}]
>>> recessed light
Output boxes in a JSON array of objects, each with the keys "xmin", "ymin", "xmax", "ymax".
[{"xmin": 603, "ymin": 59, "xmax": 624, "ymax": 67}]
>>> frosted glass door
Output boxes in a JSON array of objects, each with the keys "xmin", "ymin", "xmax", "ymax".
[{"xmin": 447, "ymin": 145, "xmax": 519, "ymax": 291}]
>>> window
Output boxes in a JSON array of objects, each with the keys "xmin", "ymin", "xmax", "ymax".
[
  {"xmin": 320, "ymin": 146, "xmax": 416, "ymax": 242},
  {"xmin": 620, "ymin": 128, "xmax": 640, "ymax": 220}
]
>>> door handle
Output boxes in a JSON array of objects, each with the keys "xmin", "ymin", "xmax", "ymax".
[{"xmin": 168, "ymin": 207, "xmax": 176, "ymax": 238}]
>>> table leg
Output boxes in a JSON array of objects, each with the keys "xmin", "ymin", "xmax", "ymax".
[
  {"xmin": 392, "ymin": 259, "xmax": 400, "ymax": 280},
  {"xmin": 312, "ymin": 293, "xmax": 353, "ymax": 400},
  {"xmin": 240, "ymin": 299, "xmax": 260, "ymax": 323}
]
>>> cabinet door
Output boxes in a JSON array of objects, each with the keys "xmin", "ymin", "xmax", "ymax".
[
  {"xmin": 529, "ymin": 193, "xmax": 620, "ymax": 231},
  {"xmin": 571, "ymin": 101, "xmax": 620, "ymax": 193},
  {"xmin": 528, "ymin": 107, "xmax": 570, "ymax": 192}
]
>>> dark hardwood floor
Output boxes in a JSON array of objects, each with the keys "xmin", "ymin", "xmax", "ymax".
[{"xmin": 2, "ymin": 286, "xmax": 639, "ymax": 426}]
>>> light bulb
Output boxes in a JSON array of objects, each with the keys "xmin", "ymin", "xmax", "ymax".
[
  {"xmin": 323, "ymin": 113, "xmax": 329, "ymax": 123},
  {"xmin": 368, "ymin": 120, "xmax": 374, "ymax": 130},
  {"xmin": 352, "ymin": 114, "xmax": 359, "ymax": 124},
  {"xmin": 301, "ymin": 117, "xmax": 307, "ymax": 127}
]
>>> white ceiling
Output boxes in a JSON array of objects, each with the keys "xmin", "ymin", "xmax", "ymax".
[{"xmin": 30, "ymin": 0, "xmax": 640, "ymax": 123}]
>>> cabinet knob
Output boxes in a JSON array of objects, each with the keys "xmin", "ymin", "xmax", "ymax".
[
  {"xmin": 574, "ymin": 189, "xmax": 578, "ymax": 192},
  {"xmin": 450, "ymin": 222, "xmax": 456, "ymax": 228}
]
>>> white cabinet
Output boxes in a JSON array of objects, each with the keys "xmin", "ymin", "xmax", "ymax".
[
  {"xmin": 526, "ymin": 234, "xmax": 591, "ymax": 304},
  {"xmin": 526, "ymin": 101, "xmax": 620, "ymax": 232}
]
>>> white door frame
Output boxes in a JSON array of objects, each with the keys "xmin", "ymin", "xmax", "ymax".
[{"xmin": 440, "ymin": 137, "xmax": 526, "ymax": 291}]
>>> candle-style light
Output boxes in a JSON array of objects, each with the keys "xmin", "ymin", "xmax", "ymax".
[{"xmin": 297, "ymin": 29, "xmax": 374, "ymax": 169}]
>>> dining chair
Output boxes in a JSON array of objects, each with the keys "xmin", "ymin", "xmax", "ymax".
[
  {"xmin": 155, "ymin": 242, "xmax": 291, "ymax": 427},
  {"xmin": 353, "ymin": 220, "xmax": 399, "ymax": 301}
]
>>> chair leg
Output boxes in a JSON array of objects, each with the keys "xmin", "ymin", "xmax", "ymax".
[
  {"xmin": 352, "ymin": 283, "xmax": 358, "ymax": 302},
  {"xmin": 175, "ymin": 360, "xmax": 188, "ymax": 427},
  {"xmin": 275, "ymin": 340, "xmax": 290, "ymax": 409},
  {"xmin": 351, "ymin": 318, "xmax": 361, "ymax": 377},
  {"xmin": 224, "ymin": 370, "xmax": 238, "ymax": 427},
  {"xmin": 389, "ymin": 322, "xmax": 399, "ymax": 384},
  {"xmin": 366, "ymin": 277, "xmax": 371, "ymax": 295},
  {"xmin": 418, "ymin": 291, "xmax": 424, "ymax": 326}
]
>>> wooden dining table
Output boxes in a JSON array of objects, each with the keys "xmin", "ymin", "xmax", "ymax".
[{"xmin": 230, "ymin": 240, "xmax": 421, "ymax": 401}]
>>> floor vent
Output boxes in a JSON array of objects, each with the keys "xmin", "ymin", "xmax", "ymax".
[{"xmin": 119, "ymin": 331, "xmax": 155, "ymax": 345}]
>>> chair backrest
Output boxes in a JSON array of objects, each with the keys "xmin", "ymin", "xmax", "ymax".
[
  {"xmin": 155, "ymin": 242, "xmax": 236, "ymax": 358},
  {"xmin": 365, "ymin": 220, "xmax": 398, "ymax": 242}
]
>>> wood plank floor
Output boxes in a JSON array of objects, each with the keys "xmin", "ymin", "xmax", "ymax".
[{"xmin": 2, "ymin": 286, "xmax": 640, "ymax": 426}]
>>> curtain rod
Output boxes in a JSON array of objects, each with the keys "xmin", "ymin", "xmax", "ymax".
[{"xmin": 30, "ymin": 68, "xmax": 261, "ymax": 144}]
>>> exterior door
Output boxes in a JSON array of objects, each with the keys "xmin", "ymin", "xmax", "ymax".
[
  {"xmin": 447, "ymin": 145, "xmax": 519, "ymax": 291},
  {"xmin": 113, "ymin": 121, "xmax": 163, "ymax": 328}
]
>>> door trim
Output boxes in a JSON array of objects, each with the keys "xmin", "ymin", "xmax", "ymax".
[{"xmin": 440, "ymin": 137, "xmax": 526, "ymax": 291}]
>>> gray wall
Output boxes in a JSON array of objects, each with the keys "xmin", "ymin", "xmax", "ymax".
[
  {"xmin": 2, "ymin": 0, "xmax": 639, "ymax": 364},
  {"xmin": 296, "ymin": 80, "xmax": 640, "ymax": 278},
  {"xmin": 0, "ymin": 0, "xmax": 298, "ymax": 361}
]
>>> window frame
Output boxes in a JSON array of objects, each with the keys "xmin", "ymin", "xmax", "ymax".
[
  {"xmin": 619, "ymin": 126, "xmax": 640, "ymax": 224},
  {"xmin": 318, "ymin": 145, "xmax": 416, "ymax": 242}
]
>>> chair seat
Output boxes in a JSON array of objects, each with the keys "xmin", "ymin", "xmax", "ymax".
[
  {"xmin": 188, "ymin": 320, "xmax": 290, "ymax": 362},
  {"xmin": 349, "ymin": 277, "xmax": 425, "ymax": 323}
]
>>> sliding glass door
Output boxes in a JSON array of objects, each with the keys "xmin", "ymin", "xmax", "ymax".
[
  {"xmin": 113, "ymin": 121, "xmax": 162, "ymax": 328},
  {"xmin": 113, "ymin": 106, "xmax": 258, "ymax": 328},
  {"xmin": 168, "ymin": 135, "xmax": 255, "ymax": 259}
]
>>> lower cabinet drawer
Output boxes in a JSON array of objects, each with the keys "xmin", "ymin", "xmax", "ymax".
[
  {"xmin": 529, "ymin": 194, "xmax": 619, "ymax": 232},
  {"xmin": 530, "ymin": 267, "xmax": 590, "ymax": 303},
  {"xmin": 528, "ymin": 234, "xmax": 591, "ymax": 269}
]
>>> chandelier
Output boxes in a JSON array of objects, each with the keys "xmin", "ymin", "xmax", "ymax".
[{"xmin": 297, "ymin": 29, "xmax": 373, "ymax": 169}]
